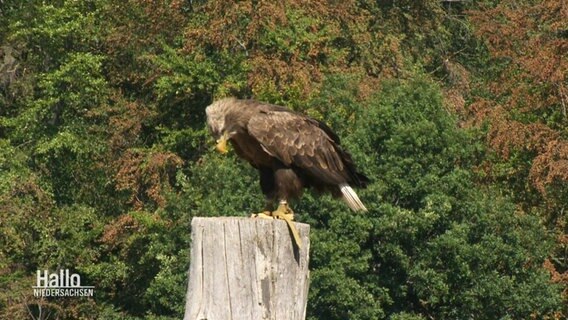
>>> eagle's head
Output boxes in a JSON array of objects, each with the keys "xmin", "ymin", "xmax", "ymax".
[{"xmin": 205, "ymin": 97, "xmax": 239, "ymax": 154}]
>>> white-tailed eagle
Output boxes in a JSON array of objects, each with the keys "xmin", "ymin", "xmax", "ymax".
[{"xmin": 206, "ymin": 98, "xmax": 369, "ymax": 225}]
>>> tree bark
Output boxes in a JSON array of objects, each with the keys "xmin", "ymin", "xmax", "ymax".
[{"xmin": 184, "ymin": 217, "xmax": 310, "ymax": 320}]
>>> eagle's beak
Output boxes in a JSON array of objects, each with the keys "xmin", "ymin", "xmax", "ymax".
[{"xmin": 215, "ymin": 132, "xmax": 229, "ymax": 154}]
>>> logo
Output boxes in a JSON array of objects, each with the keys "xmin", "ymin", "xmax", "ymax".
[{"xmin": 33, "ymin": 269, "xmax": 94, "ymax": 297}]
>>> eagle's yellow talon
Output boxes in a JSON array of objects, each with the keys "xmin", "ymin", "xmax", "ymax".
[
  {"xmin": 251, "ymin": 211, "xmax": 272, "ymax": 218},
  {"xmin": 250, "ymin": 204, "xmax": 302, "ymax": 249},
  {"xmin": 271, "ymin": 203, "xmax": 302, "ymax": 249}
]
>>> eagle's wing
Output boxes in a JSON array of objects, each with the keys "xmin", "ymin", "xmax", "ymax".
[{"xmin": 247, "ymin": 109, "xmax": 349, "ymax": 185}]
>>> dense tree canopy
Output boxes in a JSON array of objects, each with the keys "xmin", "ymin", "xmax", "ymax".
[{"xmin": 0, "ymin": 0, "xmax": 565, "ymax": 319}]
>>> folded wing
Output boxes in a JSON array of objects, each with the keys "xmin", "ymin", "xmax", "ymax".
[{"xmin": 247, "ymin": 109, "xmax": 353, "ymax": 186}]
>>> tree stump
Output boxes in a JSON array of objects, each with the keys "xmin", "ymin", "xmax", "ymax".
[{"xmin": 184, "ymin": 217, "xmax": 310, "ymax": 320}]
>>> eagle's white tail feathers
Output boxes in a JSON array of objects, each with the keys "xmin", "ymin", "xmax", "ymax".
[{"xmin": 339, "ymin": 183, "xmax": 368, "ymax": 212}]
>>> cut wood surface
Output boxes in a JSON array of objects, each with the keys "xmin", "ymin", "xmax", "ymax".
[{"xmin": 184, "ymin": 217, "xmax": 310, "ymax": 320}]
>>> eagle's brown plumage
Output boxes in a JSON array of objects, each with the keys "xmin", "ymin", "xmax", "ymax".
[{"xmin": 206, "ymin": 98, "xmax": 369, "ymax": 212}]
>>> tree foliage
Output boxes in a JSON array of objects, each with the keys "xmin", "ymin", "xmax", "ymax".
[
  {"xmin": 0, "ymin": 0, "xmax": 565, "ymax": 319},
  {"xmin": 468, "ymin": 0, "xmax": 567, "ymax": 303}
]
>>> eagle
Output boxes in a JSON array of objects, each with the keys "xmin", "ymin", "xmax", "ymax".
[{"xmin": 206, "ymin": 98, "xmax": 369, "ymax": 222}]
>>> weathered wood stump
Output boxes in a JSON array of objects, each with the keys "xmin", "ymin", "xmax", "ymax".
[{"xmin": 184, "ymin": 217, "xmax": 310, "ymax": 320}]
